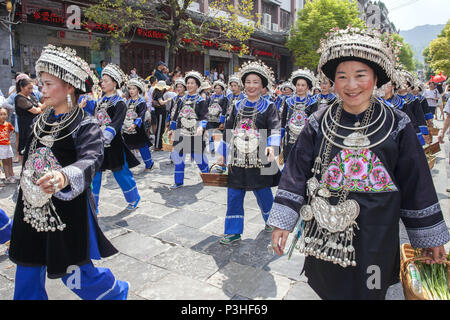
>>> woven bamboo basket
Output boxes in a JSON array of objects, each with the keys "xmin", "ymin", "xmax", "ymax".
[
  {"xmin": 200, "ymin": 164, "xmax": 228, "ymax": 187},
  {"xmin": 424, "ymin": 142, "xmax": 441, "ymax": 155},
  {"xmin": 400, "ymin": 243, "xmax": 450, "ymax": 300}
]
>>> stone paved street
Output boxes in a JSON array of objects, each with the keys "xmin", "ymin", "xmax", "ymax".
[{"xmin": 0, "ymin": 127, "xmax": 449, "ymax": 300}]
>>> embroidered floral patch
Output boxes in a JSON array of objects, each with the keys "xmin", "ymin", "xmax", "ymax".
[{"xmin": 321, "ymin": 149, "xmax": 398, "ymax": 192}]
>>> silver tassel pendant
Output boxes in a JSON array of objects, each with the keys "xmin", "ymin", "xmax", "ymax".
[{"xmin": 23, "ymin": 197, "xmax": 66, "ymax": 233}]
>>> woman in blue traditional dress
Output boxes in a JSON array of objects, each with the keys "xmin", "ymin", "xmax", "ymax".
[
  {"xmin": 217, "ymin": 61, "xmax": 281, "ymax": 244},
  {"xmin": 91, "ymin": 64, "xmax": 141, "ymax": 211},
  {"xmin": 122, "ymin": 77, "xmax": 154, "ymax": 171},
  {"xmin": 167, "ymin": 71, "xmax": 209, "ymax": 189},
  {"xmin": 280, "ymin": 69, "xmax": 318, "ymax": 163}
]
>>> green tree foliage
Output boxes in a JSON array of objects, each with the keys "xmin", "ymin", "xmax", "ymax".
[
  {"xmin": 423, "ymin": 20, "xmax": 450, "ymax": 76},
  {"xmin": 422, "ymin": 46, "xmax": 435, "ymax": 80},
  {"xmin": 391, "ymin": 33, "xmax": 416, "ymax": 72},
  {"xmin": 84, "ymin": 0, "xmax": 259, "ymax": 70},
  {"xmin": 286, "ymin": 0, "xmax": 365, "ymax": 70}
]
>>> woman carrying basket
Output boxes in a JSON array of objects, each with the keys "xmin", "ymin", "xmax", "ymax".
[
  {"xmin": 267, "ymin": 27, "xmax": 449, "ymax": 299},
  {"xmin": 217, "ymin": 61, "xmax": 281, "ymax": 245}
]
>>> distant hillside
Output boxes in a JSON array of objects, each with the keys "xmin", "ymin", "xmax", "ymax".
[{"xmin": 399, "ymin": 24, "xmax": 445, "ymax": 64}]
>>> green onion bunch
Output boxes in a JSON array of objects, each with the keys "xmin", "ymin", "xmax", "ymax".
[{"xmin": 414, "ymin": 250, "xmax": 450, "ymax": 300}]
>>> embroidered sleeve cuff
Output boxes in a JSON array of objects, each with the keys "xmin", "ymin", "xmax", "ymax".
[
  {"xmin": 417, "ymin": 133, "xmax": 425, "ymax": 146},
  {"xmin": 134, "ymin": 118, "xmax": 143, "ymax": 128},
  {"xmin": 54, "ymin": 165, "xmax": 85, "ymax": 201},
  {"xmin": 267, "ymin": 134, "xmax": 281, "ymax": 147},
  {"xmin": 267, "ymin": 202, "xmax": 299, "ymax": 231},
  {"xmin": 84, "ymin": 100, "xmax": 96, "ymax": 116},
  {"xmin": 406, "ymin": 221, "xmax": 450, "ymax": 249},
  {"xmin": 419, "ymin": 125, "xmax": 429, "ymax": 136},
  {"xmin": 103, "ymin": 127, "xmax": 116, "ymax": 145},
  {"xmin": 199, "ymin": 120, "xmax": 207, "ymax": 129}
]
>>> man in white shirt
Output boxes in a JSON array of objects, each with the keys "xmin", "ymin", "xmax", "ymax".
[{"xmin": 423, "ymin": 82, "xmax": 440, "ymax": 119}]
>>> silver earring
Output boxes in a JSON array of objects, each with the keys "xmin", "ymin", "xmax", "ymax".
[{"xmin": 67, "ymin": 94, "xmax": 73, "ymax": 109}]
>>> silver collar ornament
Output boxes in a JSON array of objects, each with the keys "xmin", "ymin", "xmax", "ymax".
[
  {"xmin": 179, "ymin": 99, "xmax": 198, "ymax": 136},
  {"xmin": 20, "ymin": 108, "xmax": 79, "ymax": 233},
  {"xmin": 231, "ymin": 99, "xmax": 263, "ymax": 168},
  {"xmin": 288, "ymin": 100, "xmax": 393, "ymax": 267}
]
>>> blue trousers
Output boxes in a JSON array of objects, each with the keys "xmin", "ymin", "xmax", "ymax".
[
  {"xmin": 172, "ymin": 152, "xmax": 209, "ymax": 185},
  {"xmin": 14, "ymin": 263, "xmax": 129, "ymax": 300},
  {"xmin": 13, "ymin": 204, "xmax": 128, "ymax": 300},
  {"xmin": 92, "ymin": 153, "xmax": 140, "ymax": 210},
  {"xmin": 138, "ymin": 145, "xmax": 154, "ymax": 169},
  {"xmin": 0, "ymin": 209, "xmax": 12, "ymax": 244},
  {"xmin": 225, "ymin": 187, "xmax": 274, "ymax": 235}
]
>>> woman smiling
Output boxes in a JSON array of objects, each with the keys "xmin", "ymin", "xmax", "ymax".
[
  {"xmin": 217, "ymin": 61, "xmax": 281, "ymax": 245},
  {"xmin": 267, "ymin": 27, "xmax": 449, "ymax": 299}
]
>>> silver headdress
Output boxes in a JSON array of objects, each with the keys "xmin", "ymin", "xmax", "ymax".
[
  {"xmin": 402, "ymin": 69, "xmax": 416, "ymax": 88},
  {"xmin": 184, "ymin": 70, "xmax": 203, "ymax": 87},
  {"xmin": 279, "ymin": 81, "xmax": 295, "ymax": 92},
  {"xmin": 228, "ymin": 73, "xmax": 242, "ymax": 87},
  {"xmin": 239, "ymin": 60, "xmax": 275, "ymax": 89},
  {"xmin": 390, "ymin": 66, "xmax": 407, "ymax": 88},
  {"xmin": 213, "ymin": 80, "xmax": 227, "ymax": 91},
  {"xmin": 102, "ymin": 63, "xmax": 128, "ymax": 88},
  {"xmin": 414, "ymin": 80, "xmax": 425, "ymax": 92},
  {"xmin": 290, "ymin": 68, "xmax": 317, "ymax": 88},
  {"xmin": 199, "ymin": 80, "xmax": 212, "ymax": 92},
  {"xmin": 35, "ymin": 44, "xmax": 96, "ymax": 94},
  {"xmin": 318, "ymin": 27, "xmax": 396, "ymax": 87},
  {"xmin": 174, "ymin": 78, "xmax": 187, "ymax": 89},
  {"xmin": 127, "ymin": 77, "xmax": 146, "ymax": 94}
]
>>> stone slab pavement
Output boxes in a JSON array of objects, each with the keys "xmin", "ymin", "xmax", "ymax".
[{"xmin": 0, "ymin": 121, "xmax": 448, "ymax": 300}]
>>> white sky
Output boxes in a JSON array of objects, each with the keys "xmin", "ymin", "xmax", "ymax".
[{"xmin": 382, "ymin": 0, "xmax": 449, "ymax": 31}]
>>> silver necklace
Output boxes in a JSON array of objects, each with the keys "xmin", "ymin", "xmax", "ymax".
[
  {"xmin": 321, "ymin": 100, "xmax": 394, "ymax": 150},
  {"xmin": 288, "ymin": 99, "xmax": 394, "ymax": 267},
  {"xmin": 20, "ymin": 107, "xmax": 75, "ymax": 232}
]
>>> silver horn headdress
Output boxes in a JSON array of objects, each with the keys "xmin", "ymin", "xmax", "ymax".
[
  {"xmin": 239, "ymin": 60, "xmax": 275, "ymax": 89},
  {"xmin": 102, "ymin": 63, "xmax": 128, "ymax": 88},
  {"xmin": 127, "ymin": 77, "xmax": 146, "ymax": 94},
  {"xmin": 228, "ymin": 73, "xmax": 242, "ymax": 88},
  {"xmin": 290, "ymin": 68, "xmax": 317, "ymax": 89},
  {"xmin": 318, "ymin": 27, "xmax": 396, "ymax": 87},
  {"xmin": 35, "ymin": 44, "xmax": 97, "ymax": 93}
]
